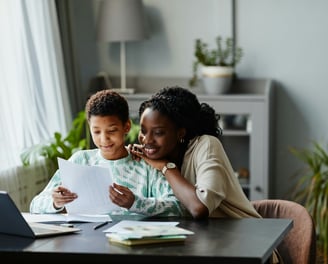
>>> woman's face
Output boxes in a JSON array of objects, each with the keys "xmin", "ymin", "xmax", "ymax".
[
  {"xmin": 89, "ymin": 115, "xmax": 130, "ymax": 160},
  {"xmin": 138, "ymin": 108, "xmax": 184, "ymax": 160}
]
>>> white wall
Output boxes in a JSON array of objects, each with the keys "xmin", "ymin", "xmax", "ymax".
[
  {"xmin": 95, "ymin": 0, "xmax": 233, "ymax": 78},
  {"xmin": 236, "ymin": 0, "xmax": 328, "ymax": 197},
  {"xmin": 73, "ymin": 0, "xmax": 328, "ymax": 198}
]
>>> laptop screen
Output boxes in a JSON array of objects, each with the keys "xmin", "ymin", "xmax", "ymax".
[{"xmin": 0, "ymin": 191, "xmax": 80, "ymax": 238}]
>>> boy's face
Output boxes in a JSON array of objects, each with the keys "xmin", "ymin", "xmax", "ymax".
[
  {"xmin": 138, "ymin": 108, "xmax": 184, "ymax": 160},
  {"xmin": 89, "ymin": 115, "xmax": 131, "ymax": 160}
]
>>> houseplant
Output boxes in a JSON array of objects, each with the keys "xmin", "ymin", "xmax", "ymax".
[
  {"xmin": 289, "ymin": 142, "xmax": 328, "ymax": 263},
  {"xmin": 189, "ymin": 35, "xmax": 243, "ymax": 94},
  {"xmin": 20, "ymin": 111, "xmax": 90, "ymax": 170}
]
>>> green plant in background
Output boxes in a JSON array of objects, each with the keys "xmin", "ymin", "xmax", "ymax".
[
  {"xmin": 20, "ymin": 111, "xmax": 141, "ymax": 170},
  {"xmin": 189, "ymin": 35, "xmax": 243, "ymax": 87},
  {"xmin": 21, "ymin": 111, "xmax": 90, "ymax": 169},
  {"xmin": 125, "ymin": 118, "xmax": 140, "ymax": 145},
  {"xmin": 289, "ymin": 142, "xmax": 328, "ymax": 264}
]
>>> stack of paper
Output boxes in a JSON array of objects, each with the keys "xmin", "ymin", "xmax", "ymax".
[{"xmin": 105, "ymin": 220, "xmax": 194, "ymax": 246}]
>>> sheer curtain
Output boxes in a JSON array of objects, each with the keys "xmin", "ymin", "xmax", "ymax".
[{"xmin": 0, "ymin": 0, "xmax": 72, "ymax": 170}]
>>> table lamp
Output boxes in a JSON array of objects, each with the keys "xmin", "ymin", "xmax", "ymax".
[{"xmin": 97, "ymin": 0, "xmax": 147, "ymax": 94}]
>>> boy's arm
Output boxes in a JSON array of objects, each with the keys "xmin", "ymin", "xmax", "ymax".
[
  {"xmin": 128, "ymin": 169, "xmax": 184, "ymax": 217},
  {"xmin": 29, "ymin": 170, "xmax": 63, "ymax": 214}
]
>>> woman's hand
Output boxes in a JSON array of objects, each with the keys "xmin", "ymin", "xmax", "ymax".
[
  {"xmin": 130, "ymin": 145, "xmax": 167, "ymax": 172},
  {"xmin": 127, "ymin": 143, "xmax": 143, "ymax": 161},
  {"xmin": 109, "ymin": 183, "xmax": 135, "ymax": 209},
  {"xmin": 52, "ymin": 186, "xmax": 78, "ymax": 209}
]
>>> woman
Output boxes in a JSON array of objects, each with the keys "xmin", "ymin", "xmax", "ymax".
[
  {"xmin": 130, "ymin": 86, "xmax": 261, "ymax": 220},
  {"xmin": 130, "ymin": 86, "xmax": 284, "ymax": 263}
]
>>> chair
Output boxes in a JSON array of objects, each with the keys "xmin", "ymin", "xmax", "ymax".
[{"xmin": 251, "ymin": 199, "xmax": 316, "ymax": 264}]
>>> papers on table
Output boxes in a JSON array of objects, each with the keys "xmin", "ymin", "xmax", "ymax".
[
  {"xmin": 103, "ymin": 220, "xmax": 179, "ymax": 233},
  {"xmin": 58, "ymin": 158, "xmax": 120, "ymax": 214},
  {"xmin": 23, "ymin": 212, "xmax": 112, "ymax": 223},
  {"xmin": 105, "ymin": 220, "xmax": 194, "ymax": 246}
]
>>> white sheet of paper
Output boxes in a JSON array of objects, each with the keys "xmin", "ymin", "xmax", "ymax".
[
  {"xmin": 103, "ymin": 220, "xmax": 179, "ymax": 233},
  {"xmin": 58, "ymin": 158, "xmax": 120, "ymax": 214}
]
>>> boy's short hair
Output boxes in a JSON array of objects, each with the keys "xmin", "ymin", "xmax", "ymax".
[{"xmin": 85, "ymin": 90, "xmax": 129, "ymax": 123}]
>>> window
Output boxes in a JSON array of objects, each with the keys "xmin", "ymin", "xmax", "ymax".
[{"xmin": 0, "ymin": 0, "xmax": 71, "ymax": 170}]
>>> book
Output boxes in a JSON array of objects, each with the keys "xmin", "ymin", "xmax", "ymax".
[
  {"xmin": 105, "ymin": 220, "xmax": 194, "ymax": 246},
  {"xmin": 23, "ymin": 212, "xmax": 112, "ymax": 223},
  {"xmin": 107, "ymin": 234, "xmax": 187, "ymax": 246}
]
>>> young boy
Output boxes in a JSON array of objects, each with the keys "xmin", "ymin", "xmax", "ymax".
[{"xmin": 30, "ymin": 90, "xmax": 183, "ymax": 217}]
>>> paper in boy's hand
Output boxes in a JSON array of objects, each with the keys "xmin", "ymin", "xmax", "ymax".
[{"xmin": 58, "ymin": 158, "xmax": 120, "ymax": 214}]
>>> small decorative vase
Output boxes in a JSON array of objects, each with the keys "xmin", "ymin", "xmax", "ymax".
[{"xmin": 201, "ymin": 66, "xmax": 233, "ymax": 95}]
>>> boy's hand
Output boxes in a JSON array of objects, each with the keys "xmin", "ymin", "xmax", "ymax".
[
  {"xmin": 109, "ymin": 183, "xmax": 134, "ymax": 209},
  {"xmin": 52, "ymin": 186, "xmax": 78, "ymax": 209}
]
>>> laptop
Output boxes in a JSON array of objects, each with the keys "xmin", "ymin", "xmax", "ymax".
[{"xmin": 0, "ymin": 191, "xmax": 81, "ymax": 238}]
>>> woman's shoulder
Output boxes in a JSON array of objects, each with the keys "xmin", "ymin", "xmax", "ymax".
[
  {"xmin": 186, "ymin": 135, "xmax": 225, "ymax": 159},
  {"xmin": 189, "ymin": 135, "xmax": 221, "ymax": 148}
]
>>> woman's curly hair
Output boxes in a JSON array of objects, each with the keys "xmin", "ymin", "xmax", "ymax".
[{"xmin": 139, "ymin": 86, "xmax": 222, "ymax": 142}]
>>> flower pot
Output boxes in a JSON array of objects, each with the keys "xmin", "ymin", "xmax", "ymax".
[{"xmin": 201, "ymin": 66, "xmax": 233, "ymax": 95}]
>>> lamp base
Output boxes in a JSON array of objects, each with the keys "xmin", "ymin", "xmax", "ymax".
[{"xmin": 109, "ymin": 88, "xmax": 135, "ymax": 94}]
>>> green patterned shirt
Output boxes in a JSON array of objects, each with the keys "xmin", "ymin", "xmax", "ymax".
[{"xmin": 30, "ymin": 149, "xmax": 183, "ymax": 217}]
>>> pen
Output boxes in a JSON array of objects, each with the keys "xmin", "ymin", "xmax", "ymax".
[
  {"xmin": 60, "ymin": 223, "xmax": 74, "ymax": 228},
  {"xmin": 114, "ymin": 187, "xmax": 123, "ymax": 195},
  {"xmin": 93, "ymin": 221, "xmax": 109, "ymax": 230}
]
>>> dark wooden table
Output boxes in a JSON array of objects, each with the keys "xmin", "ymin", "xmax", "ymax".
[{"xmin": 0, "ymin": 217, "xmax": 292, "ymax": 264}]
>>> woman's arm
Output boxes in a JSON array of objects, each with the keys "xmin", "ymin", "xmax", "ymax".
[
  {"xmin": 130, "ymin": 147, "xmax": 208, "ymax": 219},
  {"xmin": 163, "ymin": 167, "xmax": 209, "ymax": 219}
]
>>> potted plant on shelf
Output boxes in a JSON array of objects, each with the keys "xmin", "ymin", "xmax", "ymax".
[
  {"xmin": 189, "ymin": 35, "xmax": 243, "ymax": 94},
  {"xmin": 289, "ymin": 142, "xmax": 328, "ymax": 263}
]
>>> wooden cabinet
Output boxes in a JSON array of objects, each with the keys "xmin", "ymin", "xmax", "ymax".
[{"xmin": 125, "ymin": 78, "xmax": 274, "ymax": 200}]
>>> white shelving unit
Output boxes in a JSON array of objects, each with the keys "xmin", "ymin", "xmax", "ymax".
[{"xmin": 125, "ymin": 78, "xmax": 274, "ymax": 200}]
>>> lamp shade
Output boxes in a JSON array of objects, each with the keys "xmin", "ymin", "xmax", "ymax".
[{"xmin": 97, "ymin": 0, "xmax": 147, "ymax": 42}]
